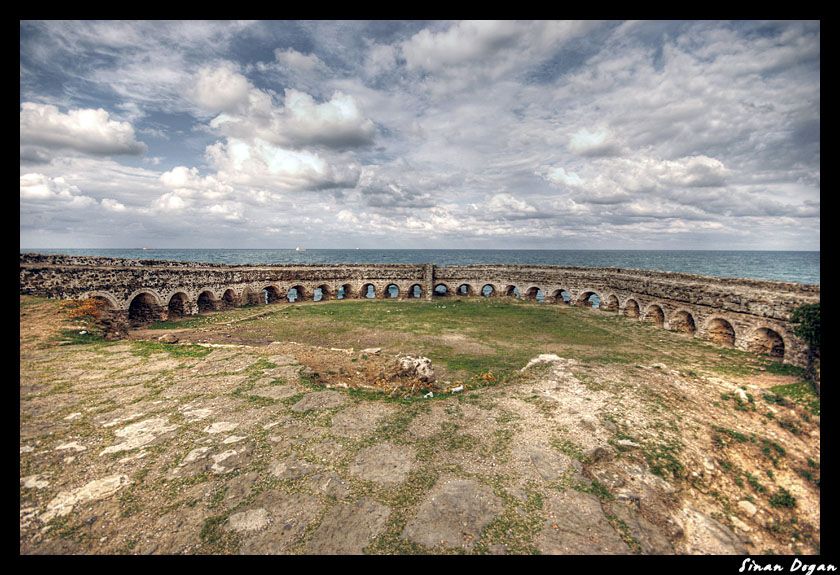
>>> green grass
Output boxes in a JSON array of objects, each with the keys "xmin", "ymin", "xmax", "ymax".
[
  {"xmin": 130, "ymin": 340, "xmax": 213, "ymax": 360},
  {"xmin": 769, "ymin": 382, "xmax": 820, "ymax": 416}
]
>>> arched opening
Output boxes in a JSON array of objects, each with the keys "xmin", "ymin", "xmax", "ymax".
[
  {"xmin": 386, "ymin": 284, "xmax": 400, "ymax": 298},
  {"xmin": 456, "ymin": 284, "xmax": 474, "ymax": 297},
  {"xmin": 167, "ymin": 292, "xmax": 190, "ymax": 319},
  {"xmin": 288, "ymin": 285, "xmax": 306, "ymax": 303},
  {"xmin": 481, "ymin": 284, "xmax": 495, "ymax": 297},
  {"xmin": 623, "ymin": 299, "xmax": 640, "ymax": 318},
  {"xmin": 525, "ymin": 287, "xmax": 544, "ymax": 302},
  {"xmin": 128, "ymin": 292, "xmax": 160, "ymax": 326},
  {"xmin": 222, "ymin": 289, "xmax": 237, "ymax": 308},
  {"xmin": 314, "ymin": 285, "xmax": 331, "ymax": 302},
  {"xmin": 433, "ymin": 283, "xmax": 449, "ymax": 297},
  {"xmin": 644, "ymin": 304, "xmax": 665, "ymax": 327},
  {"xmin": 241, "ymin": 287, "xmax": 260, "ymax": 306},
  {"xmin": 747, "ymin": 327, "xmax": 785, "ymax": 359},
  {"xmin": 337, "ymin": 284, "xmax": 353, "ymax": 300},
  {"xmin": 409, "ymin": 284, "xmax": 423, "ymax": 299},
  {"xmin": 198, "ymin": 291, "xmax": 217, "ymax": 313},
  {"xmin": 504, "ymin": 285, "xmax": 519, "ymax": 298},
  {"xmin": 603, "ymin": 294, "xmax": 620, "ymax": 312},
  {"xmin": 577, "ymin": 291, "xmax": 601, "ymax": 309},
  {"xmin": 263, "ymin": 286, "xmax": 282, "ymax": 304},
  {"xmin": 670, "ymin": 310, "xmax": 697, "ymax": 335},
  {"xmin": 551, "ymin": 289, "xmax": 571, "ymax": 304},
  {"xmin": 362, "ymin": 284, "xmax": 376, "ymax": 299},
  {"xmin": 707, "ymin": 318, "xmax": 736, "ymax": 347}
]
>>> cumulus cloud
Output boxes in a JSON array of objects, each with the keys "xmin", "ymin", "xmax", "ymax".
[
  {"xmin": 206, "ymin": 138, "xmax": 359, "ymax": 191},
  {"xmin": 20, "ymin": 103, "xmax": 147, "ymax": 156},
  {"xmin": 211, "ymin": 89, "xmax": 376, "ymax": 149},
  {"xmin": 20, "ymin": 173, "xmax": 96, "ymax": 207},
  {"xmin": 189, "ymin": 63, "xmax": 253, "ymax": 114}
]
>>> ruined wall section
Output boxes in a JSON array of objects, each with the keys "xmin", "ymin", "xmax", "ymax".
[{"xmin": 434, "ymin": 265, "xmax": 819, "ymax": 322}]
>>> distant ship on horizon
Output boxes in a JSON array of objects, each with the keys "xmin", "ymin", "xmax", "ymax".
[{"xmin": 295, "ymin": 246, "xmax": 305, "ymax": 252}]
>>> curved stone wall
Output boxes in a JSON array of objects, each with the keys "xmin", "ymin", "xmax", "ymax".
[{"xmin": 20, "ymin": 254, "xmax": 819, "ymax": 366}]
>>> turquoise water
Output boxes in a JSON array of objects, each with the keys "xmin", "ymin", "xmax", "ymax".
[{"xmin": 20, "ymin": 248, "xmax": 820, "ymax": 285}]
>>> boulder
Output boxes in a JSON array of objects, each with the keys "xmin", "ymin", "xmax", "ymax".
[{"xmin": 397, "ymin": 355, "xmax": 436, "ymax": 383}]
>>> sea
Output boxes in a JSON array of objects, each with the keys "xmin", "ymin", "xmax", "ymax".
[{"xmin": 20, "ymin": 249, "xmax": 820, "ymax": 286}]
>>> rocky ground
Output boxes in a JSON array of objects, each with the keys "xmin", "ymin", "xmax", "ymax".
[{"xmin": 20, "ymin": 295, "xmax": 821, "ymax": 555}]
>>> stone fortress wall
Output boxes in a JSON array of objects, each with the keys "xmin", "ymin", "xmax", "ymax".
[{"xmin": 20, "ymin": 254, "xmax": 820, "ymax": 367}]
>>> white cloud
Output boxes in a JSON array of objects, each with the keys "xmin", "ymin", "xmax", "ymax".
[
  {"xmin": 20, "ymin": 173, "xmax": 96, "ymax": 207},
  {"xmin": 568, "ymin": 128, "xmax": 622, "ymax": 157},
  {"xmin": 205, "ymin": 138, "xmax": 359, "ymax": 191},
  {"xmin": 20, "ymin": 103, "xmax": 147, "ymax": 156},
  {"xmin": 274, "ymin": 48, "xmax": 326, "ymax": 71},
  {"xmin": 189, "ymin": 63, "xmax": 253, "ymax": 114},
  {"xmin": 100, "ymin": 198, "xmax": 127, "ymax": 212}
]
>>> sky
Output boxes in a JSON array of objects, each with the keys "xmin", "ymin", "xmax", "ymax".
[{"xmin": 19, "ymin": 20, "xmax": 820, "ymax": 250}]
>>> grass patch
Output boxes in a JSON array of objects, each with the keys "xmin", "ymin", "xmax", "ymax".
[
  {"xmin": 769, "ymin": 382, "xmax": 820, "ymax": 416},
  {"xmin": 131, "ymin": 340, "xmax": 213, "ymax": 360},
  {"xmin": 769, "ymin": 488, "xmax": 796, "ymax": 508}
]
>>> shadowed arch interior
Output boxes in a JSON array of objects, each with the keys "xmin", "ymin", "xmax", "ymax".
[
  {"xmin": 222, "ymin": 289, "xmax": 237, "ymax": 308},
  {"xmin": 361, "ymin": 283, "xmax": 376, "ymax": 299},
  {"xmin": 481, "ymin": 284, "xmax": 495, "ymax": 297},
  {"xmin": 644, "ymin": 304, "xmax": 665, "ymax": 327},
  {"xmin": 167, "ymin": 292, "xmax": 190, "ymax": 318},
  {"xmin": 747, "ymin": 327, "xmax": 785, "ymax": 359},
  {"xmin": 623, "ymin": 299, "xmax": 640, "ymax": 318},
  {"xmin": 577, "ymin": 291, "xmax": 601, "ymax": 308},
  {"xmin": 670, "ymin": 310, "xmax": 697, "ymax": 334},
  {"xmin": 288, "ymin": 285, "xmax": 306, "ymax": 302},
  {"xmin": 410, "ymin": 284, "xmax": 423, "ymax": 298},
  {"xmin": 433, "ymin": 283, "xmax": 449, "ymax": 297},
  {"xmin": 603, "ymin": 294, "xmax": 620, "ymax": 312},
  {"xmin": 387, "ymin": 284, "xmax": 400, "ymax": 298},
  {"xmin": 551, "ymin": 289, "xmax": 571, "ymax": 304},
  {"xmin": 128, "ymin": 292, "xmax": 160, "ymax": 325},
  {"xmin": 337, "ymin": 283, "xmax": 353, "ymax": 300},
  {"xmin": 457, "ymin": 284, "xmax": 473, "ymax": 296},
  {"xmin": 198, "ymin": 291, "xmax": 217, "ymax": 313},
  {"xmin": 707, "ymin": 317, "xmax": 736, "ymax": 347}
]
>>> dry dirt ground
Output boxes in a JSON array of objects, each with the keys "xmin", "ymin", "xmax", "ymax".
[{"xmin": 20, "ymin": 295, "xmax": 820, "ymax": 555}]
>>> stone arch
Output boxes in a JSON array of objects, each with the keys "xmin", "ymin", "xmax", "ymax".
[
  {"xmin": 705, "ymin": 317, "xmax": 736, "ymax": 347},
  {"xmin": 669, "ymin": 309, "xmax": 697, "ymax": 335},
  {"xmin": 128, "ymin": 291, "xmax": 162, "ymax": 326},
  {"xmin": 504, "ymin": 285, "xmax": 519, "ymax": 298},
  {"xmin": 576, "ymin": 290, "xmax": 601, "ymax": 308},
  {"xmin": 167, "ymin": 291, "xmax": 191, "ymax": 318},
  {"xmin": 747, "ymin": 326, "xmax": 786, "ymax": 359},
  {"xmin": 602, "ymin": 294, "xmax": 620, "ymax": 312},
  {"xmin": 125, "ymin": 288, "xmax": 163, "ymax": 309},
  {"xmin": 433, "ymin": 283, "xmax": 450, "ymax": 297},
  {"xmin": 551, "ymin": 289, "xmax": 571, "ymax": 304},
  {"xmin": 643, "ymin": 303, "xmax": 665, "ymax": 327},
  {"xmin": 409, "ymin": 284, "xmax": 424, "ymax": 299},
  {"xmin": 456, "ymin": 283, "xmax": 474, "ymax": 297},
  {"xmin": 262, "ymin": 285, "xmax": 282, "ymax": 304},
  {"xmin": 288, "ymin": 285, "xmax": 306, "ymax": 302},
  {"xmin": 385, "ymin": 283, "xmax": 400, "ymax": 298},
  {"xmin": 481, "ymin": 284, "xmax": 496, "ymax": 297},
  {"xmin": 197, "ymin": 290, "xmax": 218, "ymax": 313},
  {"xmin": 240, "ymin": 286, "xmax": 261, "ymax": 306},
  {"xmin": 314, "ymin": 284, "xmax": 331, "ymax": 302},
  {"xmin": 525, "ymin": 286, "xmax": 543, "ymax": 301},
  {"xmin": 337, "ymin": 283, "xmax": 353, "ymax": 300},
  {"xmin": 361, "ymin": 283, "xmax": 376, "ymax": 299},
  {"xmin": 623, "ymin": 298, "xmax": 640, "ymax": 318},
  {"xmin": 222, "ymin": 288, "xmax": 238, "ymax": 307},
  {"xmin": 82, "ymin": 291, "xmax": 120, "ymax": 310}
]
